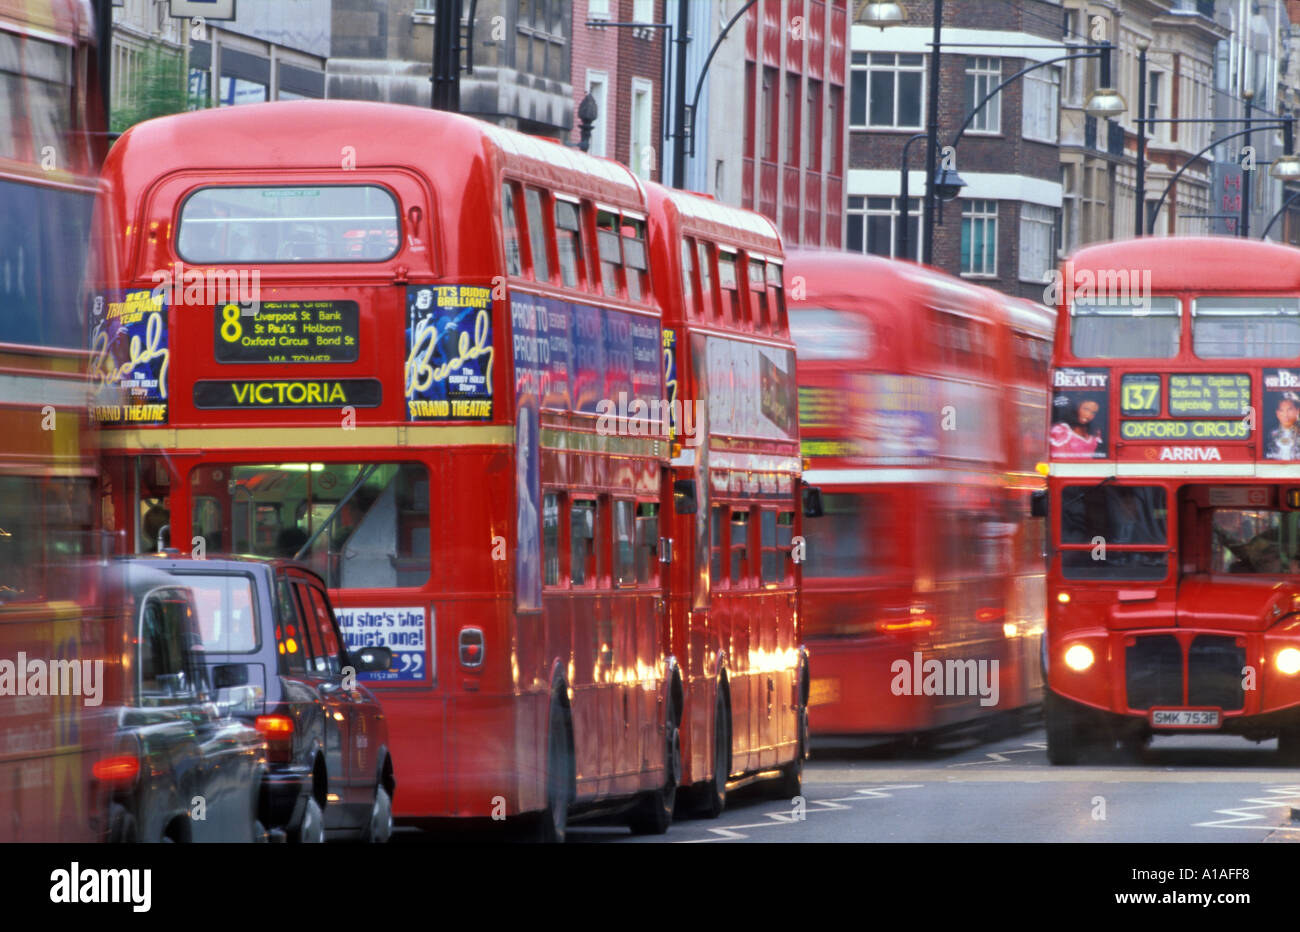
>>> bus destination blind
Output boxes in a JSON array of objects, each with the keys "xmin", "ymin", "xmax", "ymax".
[{"xmin": 215, "ymin": 300, "xmax": 360, "ymax": 363}]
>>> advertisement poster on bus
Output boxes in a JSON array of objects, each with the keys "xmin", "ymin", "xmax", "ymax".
[
  {"xmin": 705, "ymin": 336, "xmax": 796, "ymax": 440},
  {"xmin": 404, "ymin": 284, "xmax": 494, "ymax": 421},
  {"xmin": 88, "ymin": 288, "xmax": 169, "ymax": 425},
  {"xmin": 1050, "ymin": 367, "xmax": 1109, "ymax": 458},
  {"xmin": 334, "ymin": 606, "xmax": 428, "ymax": 683},
  {"xmin": 1263, "ymin": 369, "xmax": 1300, "ymax": 460}
]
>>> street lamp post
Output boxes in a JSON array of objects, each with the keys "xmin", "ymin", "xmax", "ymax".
[
  {"xmin": 864, "ymin": 1, "xmax": 1122, "ymax": 266},
  {"xmin": 1242, "ymin": 91, "xmax": 1254, "ymax": 237},
  {"xmin": 1136, "ymin": 40, "xmax": 1148, "ymax": 237},
  {"xmin": 897, "ymin": 133, "xmax": 927, "ymax": 261},
  {"xmin": 1145, "ymin": 114, "xmax": 1299, "ymax": 235}
]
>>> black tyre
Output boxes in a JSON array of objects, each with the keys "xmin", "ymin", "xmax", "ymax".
[
  {"xmin": 291, "ymin": 797, "xmax": 325, "ymax": 843},
  {"xmin": 360, "ymin": 784, "xmax": 393, "ymax": 843},
  {"xmin": 627, "ymin": 697, "xmax": 680, "ymax": 835},
  {"xmin": 1278, "ymin": 728, "xmax": 1300, "ymax": 765},
  {"xmin": 1045, "ymin": 688, "xmax": 1105, "ymax": 765},
  {"xmin": 537, "ymin": 691, "xmax": 572, "ymax": 843},
  {"xmin": 697, "ymin": 687, "xmax": 730, "ymax": 818},
  {"xmin": 775, "ymin": 703, "xmax": 807, "ymax": 800}
]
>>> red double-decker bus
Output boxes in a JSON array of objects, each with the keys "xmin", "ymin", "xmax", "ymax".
[
  {"xmin": 644, "ymin": 182, "xmax": 808, "ymax": 813},
  {"xmin": 0, "ymin": 0, "xmax": 118, "ymax": 841},
  {"xmin": 1044, "ymin": 237, "xmax": 1300, "ymax": 764},
  {"xmin": 97, "ymin": 100, "xmax": 688, "ymax": 839},
  {"xmin": 788, "ymin": 250, "xmax": 1051, "ymax": 740}
]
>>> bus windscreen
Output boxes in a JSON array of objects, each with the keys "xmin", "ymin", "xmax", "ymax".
[
  {"xmin": 1192, "ymin": 297, "xmax": 1300, "ymax": 359},
  {"xmin": 1070, "ymin": 298, "xmax": 1180, "ymax": 359}
]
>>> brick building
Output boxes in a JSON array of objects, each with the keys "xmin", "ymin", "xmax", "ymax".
[
  {"xmin": 848, "ymin": 0, "xmax": 1065, "ymax": 299},
  {"xmin": 569, "ymin": 0, "xmax": 666, "ymax": 180}
]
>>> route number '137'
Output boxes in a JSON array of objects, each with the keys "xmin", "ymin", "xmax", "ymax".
[{"xmin": 1122, "ymin": 381, "xmax": 1158, "ymax": 413}]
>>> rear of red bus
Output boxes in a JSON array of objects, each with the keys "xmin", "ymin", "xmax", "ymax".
[
  {"xmin": 1045, "ymin": 237, "xmax": 1300, "ymax": 763},
  {"xmin": 97, "ymin": 101, "xmax": 680, "ymax": 833}
]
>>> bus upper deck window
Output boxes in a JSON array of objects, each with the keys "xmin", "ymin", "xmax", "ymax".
[
  {"xmin": 748, "ymin": 258, "xmax": 768, "ymax": 330},
  {"xmin": 718, "ymin": 250, "xmax": 740, "ymax": 326},
  {"xmin": 767, "ymin": 261, "xmax": 786, "ymax": 333},
  {"xmin": 554, "ymin": 200, "xmax": 582, "ymax": 288},
  {"xmin": 1070, "ymin": 297, "xmax": 1180, "ymax": 359},
  {"xmin": 524, "ymin": 187, "xmax": 551, "ymax": 283},
  {"xmin": 502, "ymin": 182, "xmax": 523, "ymax": 276},
  {"xmin": 622, "ymin": 217, "xmax": 649, "ymax": 301},
  {"xmin": 177, "ymin": 185, "xmax": 401, "ymax": 263},
  {"xmin": 596, "ymin": 210, "xmax": 622, "ymax": 298},
  {"xmin": 680, "ymin": 237, "xmax": 698, "ymax": 317},
  {"xmin": 1192, "ymin": 297, "xmax": 1300, "ymax": 359}
]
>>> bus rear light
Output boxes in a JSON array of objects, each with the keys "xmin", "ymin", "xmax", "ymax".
[
  {"xmin": 459, "ymin": 627, "xmax": 485, "ymax": 668},
  {"xmin": 1277, "ymin": 648, "xmax": 1300, "ymax": 675},
  {"xmin": 1057, "ymin": 593, "xmax": 1071, "ymax": 604},
  {"xmin": 876, "ymin": 617, "xmax": 932, "ymax": 633},
  {"xmin": 255, "ymin": 714, "xmax": 295, "ymax": 763},
  {"xmin": 976, "ymin": 607, "xmax": 1004, "ymax": 622},
  {"xmin": 92, "ymin": 755, "xmax": 140, "ymax": 787},
  {"xmin": 1064, "ymin": 644, "xmax": 1095, "ymax": 672}
]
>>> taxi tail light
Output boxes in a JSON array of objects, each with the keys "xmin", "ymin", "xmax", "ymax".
[
  {"xmin": 255, "ymin": 714, "xmax": 295, "ymax": 763},
  {"xmin": 459, "ymin": 627, "xmax": 485, "ymax": 668},
  {"xmin": 92, "ymin": 754, "xmax": 140, "ymax": 787}
]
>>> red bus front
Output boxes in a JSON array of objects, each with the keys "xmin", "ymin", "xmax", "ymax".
[{"xmin": 1045, "ymin": 237, "xmax": 1300, "ymax": 763}]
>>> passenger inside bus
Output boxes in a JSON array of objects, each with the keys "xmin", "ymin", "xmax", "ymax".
[{"xmin": 1211, "ymin": 510, "xmax": 1300, "ymax": 575}]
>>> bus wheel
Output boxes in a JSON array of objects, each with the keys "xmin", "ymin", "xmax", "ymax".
[
  {"xmin": 1045, "ymin": 689, "xmax": 1101, "ymax": 765},
  {"xmin": 697, "ymin": 688, "xmax": 730, "ymax": 818},
  {"xmin": 1278, "ymin": 728, "xmax": 1300, "ymax": 765},
  {"xmin": 775, "ymin": 704, "xmax": 807, "ymax": 800},
  {"xmin": 627, "ymin": 697, "xmax": 679, "ymax": 835},
  {"xmin": 537, "ymin": 692, "xmax": 572, "ymax": 844}
]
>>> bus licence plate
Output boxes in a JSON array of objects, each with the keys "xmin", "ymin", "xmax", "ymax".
[{"xmin": 1150, "ymin": 709, "xmax": 1220, "ymax": 728}]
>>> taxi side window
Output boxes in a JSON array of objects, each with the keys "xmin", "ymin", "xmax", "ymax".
[
  {"xmin": 275, "ymin": 577, "xmax": 309, "ymax": 674},
  {"xmin": 300, "ymin": 582, "xmax": 342, "ymax": 676}
]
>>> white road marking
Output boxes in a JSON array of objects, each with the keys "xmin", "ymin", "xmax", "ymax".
[
  {"xmin": 1193, "ymin": 785, "xmax": 1300, "ymax": 832},
  {"xmin": 682, "ymin": 785, "xmax": 925, "ymax": 843}
]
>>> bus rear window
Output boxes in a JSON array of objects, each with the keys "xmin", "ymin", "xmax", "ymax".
[
  {"xmin": 1192, "ymin": 297, "xmax": 1300, "ymax": 359},
  {"xmin": 1070, "ymin": 298, "xmax": 1180, "ymax": 359},
  {"xmin": 177, "ymin": 185, "xmax": 401, "ymax": 263}
]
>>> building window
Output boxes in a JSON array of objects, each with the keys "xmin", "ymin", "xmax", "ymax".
[
  {"xmin": 964, "ymin": 57, "xmax": 1001, "ymax": 134},
  {"xmin": 961, "ymin": 199, "xmax": 998, "ymax": 277},
  {"xmin": 515, "ymin": 0, "xmax": 568, "ymax": 83},
  {"xmin": 632, "ymin": 0, "xmax": 653, "ymax": 23},
  {"xmin": 585, "ymin": 70, "xmax": 608, "ymax": 157},
  {"xmin": 630, "ymin": 77, "xmax": 653, "ymax": 179},
  {"xmin": 785, "ymin": 73, "xmax": 801, "ymax": 165},
  {"xmin": 805, "ymin": 79, "xmax": 822, "ymax": 171},
  {"xmin": 1018, "ymin": 203, "xmax": 1057, "ymax": 284},
  {"xmin": 1022, "ymin": 66, "xmax": 1060, "ymax": 143},
  {"xmin": 849, "ymin": 52, "xmax": 924, "ymax": 130},
  {"xmin": 588, "ymin": 0, "xmax": 611, "ymax": 19},
  {"xmin": 846, "ymin": 195, "xmax": 919, "ymax": 260},
  {"xmin": 761, "ymin": 66, "xmax": 779, "ymax": 160}
]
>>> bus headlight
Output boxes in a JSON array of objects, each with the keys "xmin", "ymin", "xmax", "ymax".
[
  {"xmin": 1064, "ymin": 644, "xmax": 1095, "ymax": 672},
  {"xmin": 1277, "ymin": 648, "xmax": 1300, "ymax": 676}
]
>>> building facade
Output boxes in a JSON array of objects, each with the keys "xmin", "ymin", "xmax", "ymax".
[
  {"xmin": 569, "ymin": 0, "xmax": 666, "ymax": 180},
  {"xmin": 848, "ymin": 0, "xmax": 1066, "ymax": 299},
  {"xmin": 328, "ymin": 0, "xmax": 573, "ymax": 138}
]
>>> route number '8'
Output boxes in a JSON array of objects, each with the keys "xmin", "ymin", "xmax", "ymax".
[{"xmin": 221, "ymin": 304, "xmax": 242, "ymax": 342}]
